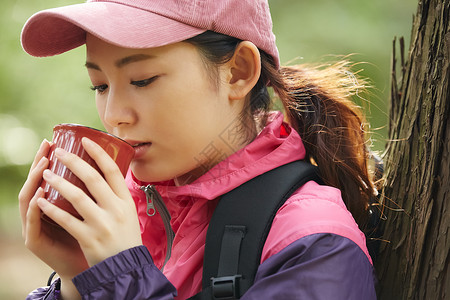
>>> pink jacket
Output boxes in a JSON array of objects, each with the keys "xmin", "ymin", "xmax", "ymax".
[
  {"xmin": 126, "ymin": 112, "xmax": 372, "ymax": 299},
  {"xmin": 28, "ymin": 111, "xmax": 375, "ymax": 299}
]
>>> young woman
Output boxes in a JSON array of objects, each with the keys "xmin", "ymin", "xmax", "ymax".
[{"xmin": 19, "ymin": 0, "xmax": 377, "ymax": 299}]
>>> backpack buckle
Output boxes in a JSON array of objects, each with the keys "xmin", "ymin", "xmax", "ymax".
[{"xmin": 211, "ymin": 275, "xmax": 242, "ymax": 299}]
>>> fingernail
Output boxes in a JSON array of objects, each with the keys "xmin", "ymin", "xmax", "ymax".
[
  {"xmin": 37, "ymin": 197, "xmax": 49, "ymax": 208},
  {"xmin": 37, "ymin": 156, "xmax": 47, "ymax": 168},
  {"xmin": 55, "ymin": 148, "xmax": 66, "ymax": 157},
  {"xmin": 36, "ymin": 187, "xmax": 44, "ymax": 197},
  {"xmin": 39, "ymin": 138, "xmax": 50, "ymax": 148},
  {"xmin": 43, "ymin": 169, "xmax": 54, "ymax": 180},
  {"xmin": 82, "ymin": 137, "xmax": 94, "ymax": 146}
]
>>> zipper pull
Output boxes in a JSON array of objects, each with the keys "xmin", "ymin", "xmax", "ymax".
[{"xmin": 141, "ymin": 185, "xmax": 157, "ymax": 216}]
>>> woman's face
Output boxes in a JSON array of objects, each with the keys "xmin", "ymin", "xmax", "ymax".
[{"xmin": 85, "ymin": 34, "xmax": 244, "ymax": 184}]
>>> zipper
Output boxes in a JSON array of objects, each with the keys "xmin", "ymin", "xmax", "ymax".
[{"xmin": 140, "ymin": 184, "xmax": 175, "ymax": 271}]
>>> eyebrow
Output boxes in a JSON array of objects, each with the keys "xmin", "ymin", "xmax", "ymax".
[{"xmin": 85, "ymin": 54, "xmax": 155, "ymax": 70}]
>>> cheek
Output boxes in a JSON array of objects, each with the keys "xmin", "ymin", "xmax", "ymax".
[{"xmin": 95, "ymin": 98, "xmax": 109, "ymax": 127}]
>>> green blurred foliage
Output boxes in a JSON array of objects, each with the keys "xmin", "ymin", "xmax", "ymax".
[
  {"xmin": 0, "ymin": 0, "xmax": 416, "ymax": 210},
  {"xmin": 270, "ymin": 0, "xmax": 416, "ymax": 150}
]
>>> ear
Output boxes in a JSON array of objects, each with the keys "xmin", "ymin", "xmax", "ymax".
[{"xmin": 227, "ymin": 41, "xmax": 261, "ymax": 101}]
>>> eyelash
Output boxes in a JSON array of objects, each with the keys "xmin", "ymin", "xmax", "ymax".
[
  {"xmin": 90, "ymin": 76, "xmax": 159, "ymax": 94},
  {"xmin": 130, "ymin": 76, "xmax": 159, "ymax": 87},
  {"xmin": 90, "ymin": 84, "xmax": 108, "ymax": 94}
]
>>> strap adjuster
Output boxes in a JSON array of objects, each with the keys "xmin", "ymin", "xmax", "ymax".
[{"xmin": 211, "ymin": 275, "xmax": 242, "ymax": 299}]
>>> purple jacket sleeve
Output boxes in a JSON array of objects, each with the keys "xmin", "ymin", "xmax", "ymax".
[
  {"xmin": 242, "ymin": 233, "xmax": 377, "ymax": 300},
  {"xmin": 72, "ymin": 246, "xmax": 177, "ymax": 300},
  {"xmin": 26, "ymin": 279, "xmax": 61, "ymax": 300}
]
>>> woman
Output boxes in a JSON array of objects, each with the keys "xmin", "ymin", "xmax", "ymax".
[{"xmin": 19, "ymin": 0, "xmax": 377, "ymax": 299}]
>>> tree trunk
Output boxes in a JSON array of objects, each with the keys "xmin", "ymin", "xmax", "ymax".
[{"xmin": 374, "ymin": 1, "xmax": 450, "ymax": 299}]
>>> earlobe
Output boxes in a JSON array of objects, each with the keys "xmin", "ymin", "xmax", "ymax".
[{"xmin": 228, "ymin": 41, "xmax": 261, "ymax": 101}]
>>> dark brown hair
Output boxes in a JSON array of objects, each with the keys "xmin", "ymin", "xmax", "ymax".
[{"xmin": 186, "ymin": 31, "xmax": 375, "ymax": 229}]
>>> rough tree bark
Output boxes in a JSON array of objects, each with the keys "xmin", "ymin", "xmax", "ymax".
[{"xmin": 374, "ymin": 0, "xmax": 449, "ymax": 299}]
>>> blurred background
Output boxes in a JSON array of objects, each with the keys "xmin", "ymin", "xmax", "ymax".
[{"xmin": 1, "ymin": 0, "xmax": 416, "ymax": 298}]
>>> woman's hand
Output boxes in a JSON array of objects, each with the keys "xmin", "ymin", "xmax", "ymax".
[
  {"xmin": 36, "ymin": 137, "xmax": 142, "ymax": 267},
  {"xmin": 18, "ymin": 140, "xmax": 89, "ymax": 288}
]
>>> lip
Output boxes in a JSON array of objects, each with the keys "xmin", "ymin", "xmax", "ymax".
[
  {"xmin": 125, "ymin": 139, "xmax": 152, "ymax": 159},
  {"xmin": 124, "ymin": 139, "xmax": 149, "ymax": 147}
]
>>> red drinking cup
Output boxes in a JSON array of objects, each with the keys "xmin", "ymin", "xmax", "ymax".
[{"xmin": 40, "ymin": 124, "xmax": 135, "ymax": 224}]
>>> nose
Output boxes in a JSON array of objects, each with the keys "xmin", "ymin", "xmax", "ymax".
[{"xmin": 100, "ymin": 88, "xmax": 135, "ymax": 128}]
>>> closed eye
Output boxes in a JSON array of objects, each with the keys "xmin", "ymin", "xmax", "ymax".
[
  {"xmin": 90, "ymin": 84, "xmax": 108, "ymax": 94},
  {"xmin": 130, "ymin": 76, "xmax": 159, "ymax": 88}
]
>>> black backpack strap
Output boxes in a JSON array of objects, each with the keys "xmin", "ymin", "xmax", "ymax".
[{"xmin": 189, "ymin": 160, "xmax": 321, "ymax": 300}]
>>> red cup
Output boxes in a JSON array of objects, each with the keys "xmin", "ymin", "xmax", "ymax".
[{"xmin": 41, "ymin": 124, "xmax": 135, "ymax": 223}]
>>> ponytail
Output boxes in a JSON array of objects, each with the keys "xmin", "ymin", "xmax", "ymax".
[{"xmin": 266, "ymin": 58, "xmax": 375, "ymax": 227}]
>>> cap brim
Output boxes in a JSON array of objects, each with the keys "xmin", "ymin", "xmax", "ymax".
[{"xmin": 21, "ymin": 2, "xmax": 206, "ymax": 57}]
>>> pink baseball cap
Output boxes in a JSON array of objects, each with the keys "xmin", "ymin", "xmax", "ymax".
[{"xmin": 21, "ymin": 0, "xmax": 280, "ymax": 67}]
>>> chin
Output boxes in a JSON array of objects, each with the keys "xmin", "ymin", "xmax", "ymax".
[
  {"xmin": 130, "ymin": 162, "xmax": 174, "ymax": 183},
  {"xmin": 130, "ymin": 161, "xmax": 203, "ymax": 185}
]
